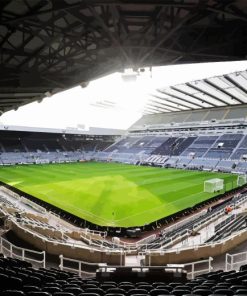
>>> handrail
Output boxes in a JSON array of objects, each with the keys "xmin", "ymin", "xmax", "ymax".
[
  {"xmin": 184, "ymin": 257, "xmax": 213, "ymax": 279},
  {"xmin": 10, "ymin": 219, "xmax": 123, "ymax": 253},
  {"xmin": 145, "ymin": 227, "xmax": 247, "ymax": 255},
  {"xmin": 59, "ymin": 254, "xmax": 107, "ymax": 277},
  {"xmin": 138, "ymin": 194, "xmax": 247, "ymax": 252},
  {"xmin": 225, "ymin": 251, "xmax": 247, "ymax": 271},
  {"xmin": 99, "ymin": 265, "xmax": 185, "ymax": 273},
  {"xmin": 83, "ymin": 228, "xmax": 107, "ymax": 238},
  {"xmin": 0, "ymin": 236, "xmax": 46, "ymax": 268}
]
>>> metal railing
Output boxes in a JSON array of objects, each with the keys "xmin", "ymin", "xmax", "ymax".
[
  {"xmin": 0, "ymin": 236, "xmax": 46, "ymax": 268},
  {"xmin": 225, "ymin": 251, "xmax": 247, "ymax": 271},
  {"xmin": 140, "ymin": 194, "xmax": 247, "ymax": 253},
  {"xmin": 184, "ymin": 257, "xmax": 213, "ymax": 279},
  {"xmin": 83, "ymin": 228, "xmax": 107, "ymax": 238},
  {"xmin": 145, "ymin": 227, "xmax": 247, "ymax": 257},
  {"xmin": 10, "ymin": 219, "xmax": 124, "ymax": 254},
  {"xmin": 59, "ymin": 254, "xmax": 106, "ymax": 277}
]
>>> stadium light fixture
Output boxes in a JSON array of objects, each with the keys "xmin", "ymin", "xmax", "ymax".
[
  {"xmin": 80, "ymin": 81, "xmax": 90, "ymax": 88},
  {"xmin": 121, "ymin": 69, "xmax": 138, "ymax": 82},
  {"xmin": 45, "ymin": 91, "xmax": 52, "ymax": 97}
]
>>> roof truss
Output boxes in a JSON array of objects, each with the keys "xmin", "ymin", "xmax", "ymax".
[{"xmin": 1, "ymin": 0, "xmax": 247, "ymax": 113}]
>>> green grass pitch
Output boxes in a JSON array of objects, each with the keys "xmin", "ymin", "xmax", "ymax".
[{"xmin": 0, "ymin": 162, "xmax": 238, "ymax": 227}]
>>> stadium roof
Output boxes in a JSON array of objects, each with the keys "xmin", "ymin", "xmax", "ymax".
[
  {"xmin": 1, "ymin": 0, "xmax": 247, "ymax": 114},
  {"xmin": 145, "ymin": 70, "xmax": 247, "ymax": 114}
]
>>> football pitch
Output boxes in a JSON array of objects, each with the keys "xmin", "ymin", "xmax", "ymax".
[{"xmin": 0, "ymin": 162, "xmax": 238, "ymax": 227}]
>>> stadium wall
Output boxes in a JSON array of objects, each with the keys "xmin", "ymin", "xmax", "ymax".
[{"xmin": 9, "ymin": 220, "xmax": 124, "ymax": 265}]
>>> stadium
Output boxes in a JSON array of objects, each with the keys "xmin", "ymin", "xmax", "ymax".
[{"xmin": 2, "ymin": 0, "xmax": 247, "ymax": 295}]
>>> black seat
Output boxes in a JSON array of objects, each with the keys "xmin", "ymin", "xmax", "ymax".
[
  {"xmin": 234, "ymin": 289, "xmax": 247, "ymax": 295},
  {"xmin": 63, "ymin": 284, "xmax": 80, "ymax": 289},
  {"xmin": 213, "ymin": 284, "xmax": 230, "ymax": 290},
  {"xmin": 105, "ymin": 294, "xmax": 125, "ymax": 296},
  {"xmin": 107, "ymin": 288, "xmax": 126, "ymax": 295},
  {"xmin": 43, "ymin": 275, "xmax": 56, "ymax": 283},
  {"xmin": 155, "ymin": 285, "xmax": 173, "ymax": 292},
  {"xmin": 193, "ymin": 289, "xmax": 212, "ymax": 296},
  {"xmin": 0, "ymin": 274, "xmax": 9, "ymax": 291},
  {"xmin": 119, "ymin": 285, "xmax": 135, "ymax": 292},
  {"xmin": 54, "ymin": 293, "xmax": 75, "ymax": 296},
  {"xmin": 85, "ymin": 288, "xmax": 104, "ymax": 295},
  {"xmin": 152, "ymin": 283, "xmax": 166, "ymax": 288},
  {"xmin": 78, "ymin": 293, "xmax": 100, "ymax": 296},
  {"xmin": 63, "ymin": 287, "xmax": 83, "ymax": 295},
  {"xmin": 56, "ymin": 280, "xmax": 68, "ymax": 286},
  {"xmin": 129, "ymin": 294, "xmax": 149, "ymax": 296},
  {"xmin": 135, "ymin": 283, "xmax": 150, "ymax": 287},
  {"xmin": 4, "ymin": 269, "xmax": 17, "ymax": 276},
  {"xmin": 150, "ymin": 288, "xmax": 171, "ymax": 296},
  {"xmin": 43, "ymin": 286, "xmax": 61, "ymax": 293},
  {"xmin": 172, "ymin": 289, "xmax": 191, "ymax": 296},
  {"xmin": 137, "ymin": 285, "xmax": 152, "ymax": 292},
  {"xmin": 240, "ymin": 265, "xmax": 247, "ymax": 271},
  {"xmin": 9, "ymin": 276, "xmax": 23, "ymax": 290},
  {"xmin": 83, "ymin": 285, "xmax": 98, "ymax": 289},
  {"xmin": 213, "ymin": 289, "xmax": 233, "ymax": 295},
  {"xmin": 86, "ymin": 281, "xmax": 99, "ymax": 286},
  {"xmin": 26, "ymin": 276, "xmax": 42, "ymax": 286},
  {"xmin": 22, "ymin": 286, "xmax": 40, "ymax": 292},
  {"xmin": 44, "ymin": 283, "xmax": 61, "ymax": 288},
  {"xmin": 169, "ymin": 283, "xmax": 182, "ymax": 289},
  {"xmin": 128, "ymin": 289, "xmax": 148, "ymax": 295},
  {"xmin": 26, "ymin": 292, "xmax": 51, "ymax": 296},
  {"xmin": 183, "ymin": 294, "xmax": 202, "ymax": 296},
  {"xmin": 0, "ymin": 291, "xmax": 25, "ymax": 296},
  {"xmin": 230, "ymin": 285, "xmax": 246, "ymax": 292},
  {"xmin": 208, "ymin": 294, "xmax": 227, "ymax": 296},
  {"xmin": 173, "ymin": 286, "xmax": 192, "ymax": 291},
  {"xmin": 100, "ymin": 284, "xmax": 116, "ymax": 291},
  {"xmin": 103, "ymin": 282, "xmax": 117, "ymax": 286}
]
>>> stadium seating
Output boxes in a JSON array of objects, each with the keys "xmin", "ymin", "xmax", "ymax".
[
  {"xmin": 205, "ymin": 215, "xmax": 246, "ymax": 243},
  {"xmin": 138, "ymin": 193, "xmax": 247, "ymax": 250},
  {"xmin": 152, "ymin": 137, "xmax": 179, "ymax": 155},
  {"xmin": 216, "ymin": 160, "xmax": 236, "ymax": 172},
  {"xmin": 0, "ymin": 130, "xmax": 116, "ymax": 165},
  {"xmin": 129, "ymin": 105, "xmax": 247, "ymax": 131},
  {"xmin": 2, "ymin": 128, "xmax": 247, "ymax": 175},
  {"xmin": 1, "ymin": 255, "xmax": 247, "ymax": 296}
]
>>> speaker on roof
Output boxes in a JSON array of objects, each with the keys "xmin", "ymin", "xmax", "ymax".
[{"xmin": 80, "ymin": 81, "xmax": 89, "ymax": 88}]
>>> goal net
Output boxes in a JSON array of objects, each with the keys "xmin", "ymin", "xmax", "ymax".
[
  {"xmin": 204, "ymin": 178, "xmax": 224, "ymax": 193},
  {"xmin": 237, "ymin": 175, "xmax": 247, "ymax": 186}
]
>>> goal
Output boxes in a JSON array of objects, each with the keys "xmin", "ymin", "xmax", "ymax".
[
  {"xmin": 237, "ymin": 175, "xmax": 247, "ymax": 186},
  {"xmin": 204, "ymin": 178, "xmax": 224, "ymax": 193}
]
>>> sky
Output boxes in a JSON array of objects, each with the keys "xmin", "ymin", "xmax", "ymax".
[{"xmin": 1, "ymin": 60, "xmax": 247, "ymax": 131}]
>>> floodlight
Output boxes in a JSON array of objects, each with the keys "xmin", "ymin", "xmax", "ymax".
[
  {"xmin": 121, "ymin": 73, "xmax": 137, "ymax": 82},
  {"xmin": 45, "ymin": 91, "xmax": 52, "ymax": 97}
]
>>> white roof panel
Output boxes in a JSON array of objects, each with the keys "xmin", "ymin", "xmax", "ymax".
[{"xmin": 146, "ymin": 70, "xmax": 247, "ymax": 114}]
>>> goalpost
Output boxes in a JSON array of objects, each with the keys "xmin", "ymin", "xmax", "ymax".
[
  {"xmin": 204, "ymin": 178, "xmax": 224, "ymax": 193},
  {"xmin": 237, "ymin": 175, "xmax": 247, "ymax": 186}
]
